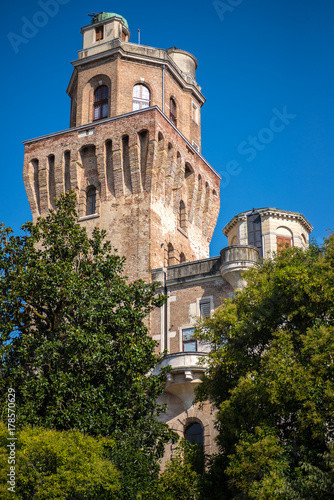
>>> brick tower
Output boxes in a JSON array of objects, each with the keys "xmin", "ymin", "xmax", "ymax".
[
  {"xmin": 23, "ymin": 12, "xmax": 220, "ymax": 284},
  {"xmin": 22, "ymin": 13, "xmax": 314, "ymax": 459}
]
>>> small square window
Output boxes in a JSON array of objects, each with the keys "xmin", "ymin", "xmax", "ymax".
[
  {"xmin": 95, "ymin": 26, "xmax": 103, "ymax": 42},
  {"xmin": 192, "ymin": 141, "xmax": 199, "ymax": 152}
]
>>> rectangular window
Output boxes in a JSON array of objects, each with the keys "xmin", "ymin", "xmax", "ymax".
[
  {"xmin": 192, "ymin": 102, "xmax": 199, "ymax": 124},
  {"xmin": 247, "ymin": 212, "xmax": 263, "ymax": 258},
  {"xmin": 183, "ymin": 328, "xmax": 197, "ymax": 352},
  {"xmin": 277, "ymin": 236, "xmax": 291, "ymax": 253},
  {"xmin": 200, "ymin": 299, "xmax": 211, "ymax": 318},
  {"xmin": 95, "ymin": 26, "xmax": 103, "ymax": 41}
]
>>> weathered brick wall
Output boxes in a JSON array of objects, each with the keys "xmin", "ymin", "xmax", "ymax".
[
  {"xmin": 23, "ymin": 107, "xmax": 220, "ymax": 285},
  {"xmin": 150, "ymin": 258, "xmax": 233, "ymax": 353},
  {"xmin": 166, "ymin": 279, "xmax": 231, "ymax": 353},
  {"xmin": 70, "ymin": 41, "xmax": 203, "ymax": 149}
]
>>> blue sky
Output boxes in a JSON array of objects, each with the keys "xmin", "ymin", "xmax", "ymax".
[{"xmin": 1, "ymin": 0, "xmax": 333, "ymax": 257}]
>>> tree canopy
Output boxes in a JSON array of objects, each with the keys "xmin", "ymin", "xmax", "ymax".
[
  {"xmin": 196, "ymin": 238, "xmax": 334, "ymax": 499},
  {"xmin": 0, "ymin": 192, "xmax": 172, "ymax": 453},
  {"xmin": 0, "ymin": 423, "xmax": 120, "ymax": 500}
]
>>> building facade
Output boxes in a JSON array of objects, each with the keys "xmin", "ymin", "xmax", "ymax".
[{"xmin": 23, "ymin": 13, "xmax": 312, "ymax": 457}]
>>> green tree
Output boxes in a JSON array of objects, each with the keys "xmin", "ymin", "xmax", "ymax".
[
  {"xmin": 0, "ymin": 422, "xmax": 120, "ymax": 499},
  {"xmin": 157, "ymin": 440, "xmax": 205, "ymax": 500},
  {"xmin": 196, "ymin": 239, "xmax": 334, "ymax": 499},
  {"xmin": 0, "ymin": 192, "xmax": 174, "ymax": 462}
]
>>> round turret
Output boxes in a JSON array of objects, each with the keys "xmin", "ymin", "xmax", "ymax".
[
  {"xmin": 167, "ymin": 47, "xmax": 198, "ymax": 79},
  {"xmin": 223, "ymin": 207, "xmax": 313, "ymax": 259}
]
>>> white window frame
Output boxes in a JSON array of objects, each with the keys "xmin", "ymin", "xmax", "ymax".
[
  {"xmin": 133, "ymin": 84, "xmax": 151, "ymax": 110},
  {"xmin": 181, "ymin": 326, "xmax": 197, "ymax": 353}
]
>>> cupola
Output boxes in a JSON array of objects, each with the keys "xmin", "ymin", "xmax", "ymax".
[{"xmin": 81, "ymin": 12, "xmax": 130, "ymax": 56}]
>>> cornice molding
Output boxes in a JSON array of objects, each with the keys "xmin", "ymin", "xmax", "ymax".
[
  {"xmin": 223, "ymin": 208, "xmax": 313, "ymax": 235},
  {"xmin": 67, "ymin": 40, "xmax": 205, "ymax": 104}
]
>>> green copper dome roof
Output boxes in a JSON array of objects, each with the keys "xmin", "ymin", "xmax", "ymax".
[{"xmin": 91, "ymin": 12, "xmax": 129, "ymax": 29}]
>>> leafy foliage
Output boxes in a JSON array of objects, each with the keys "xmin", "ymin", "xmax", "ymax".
[
  {"xmin": 0, "ymin": 192, "xmax": 173, "ymax": 449},
  {"xmin": 157, "ymin": 440, "xmax": 205, "ymax": 500},
  {"xmin": 0, "ymin": 422, "xmax": 120, "ymax": 499},
  {"xmin": 196, "ymin": 239, "xmax": 334, "ymax": 499}
]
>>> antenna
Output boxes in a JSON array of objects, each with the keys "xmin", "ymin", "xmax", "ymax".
[{"xmin": 138, "ymin": 29, "xmax": 140, "ymax": 44}]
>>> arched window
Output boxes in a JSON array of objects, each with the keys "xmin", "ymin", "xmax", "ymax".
[
  {"xmin": 179, "ymin": 200, "xmax": 186, "ymax": 230},
  {"xmin": 185, "ymin": 163, "xmax": 194, "ymax": 180},
  {"xmin": 94, "ymin": 85, "xmax": 108, "ymax": 120},
  {"xmin": 170, "ymin": 97, "xmax": 177, "ymax": 125},
  {"xmin": 180, "ymin": 252, "xmax": 186, "ymax": 263},
  {"xmin": 86, "ymin": 186, "xmax": 96, "ymax": 216},
  {"xmin": 158, "ymin": 132, "xmax": 164, "ymax": 151},
  {"xmin": 167, "ymin": 243, "xmax": 175, "ymax": 266},
  {"xmin": 184, "ymin": 422, "xmax": 204, "ymax": 446},
  {"xmin": 133, "ymin": 84, "xmax": 150, "ymax": 110}
]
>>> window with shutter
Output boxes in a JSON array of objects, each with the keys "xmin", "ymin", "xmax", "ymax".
[
  {"xmin": 200, "ymin": 299, "xmax": 211, "ymax": 318},
  {"xmin": 247, "ymin": 212, "xmax": 263, "ymax": 258},
  {"xmin": 95, "ymin": 26, "xmax": 103, "ymax": 41},
  {"xmin": 277, "ymin": 236, "xmax": 291, "ymax": 253}
]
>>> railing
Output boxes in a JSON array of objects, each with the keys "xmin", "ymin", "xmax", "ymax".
[
  {"xmin": 220, "ymin": 244, "xmax": 259, "ymax": 264},
  {"xmin": 153, "ymin": 352, "xmax": 208, "ymax": 377},
  {"xmin": 220, "ymin": 245, "xmax": 259, "ymax": 290}
]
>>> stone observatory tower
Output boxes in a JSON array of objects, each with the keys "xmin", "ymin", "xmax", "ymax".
[
  {"xmin": 23, "ymin": 12, "xmax": 220, "ymax": 285},
  {"xmin": 22, "ymin": 13, "xmax": 312, "ymax": 459}
]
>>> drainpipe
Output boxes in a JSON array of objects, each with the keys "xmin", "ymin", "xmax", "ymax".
[
  {"xmin": 162, "ymin": 65, "xmax": 165, "ymax": 115},
  {"xmin": 163, "ymin": 269, "xmax": 168, "ymax": 352}
]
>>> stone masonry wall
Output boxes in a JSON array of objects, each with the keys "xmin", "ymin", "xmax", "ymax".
[
  {"xmin": 23, "ymin": 107, "xmax": 220, "ymax": 286},
  {"xmin": 71, "ymin": 43, "xmax": 203, "ymax": 149}
]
